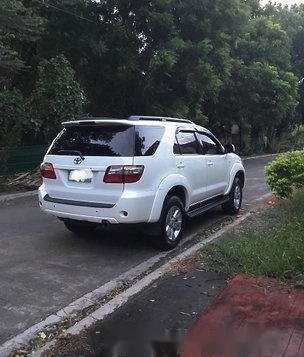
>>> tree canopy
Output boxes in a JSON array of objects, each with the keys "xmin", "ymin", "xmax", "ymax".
[{"xmin": 0, "ymin": 0, "xmax": 303, "ymax": 152}]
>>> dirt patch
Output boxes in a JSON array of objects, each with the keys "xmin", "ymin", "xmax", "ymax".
[
  {"xmin": 181, "ymin": 274, "xmax": 304, "ymax": 357},
  {"xmin": 166, "ymin": 253, "xmax": 201, "ymax": 276}
]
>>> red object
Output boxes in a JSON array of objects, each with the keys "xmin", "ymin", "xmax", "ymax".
[
  {"xmin": 40, "ymin": 162, "xmax": 56, "ymax": 179},
  {"xmin": 181, "ymin": 274, "xmax": 304, "ymax": 357},
  {"xmin": 104, "ymin": 165, "xmax": 144, "ymax": 183}
]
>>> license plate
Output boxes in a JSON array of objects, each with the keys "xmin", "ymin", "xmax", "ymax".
[{"xmin": 69, "ymin": 169, "xmax": 93, "ymax": 183}]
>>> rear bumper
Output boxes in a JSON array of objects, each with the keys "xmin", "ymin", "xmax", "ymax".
[{"xmin": 38, "ymin": 184, "xmax": 156, "ymax": 224}]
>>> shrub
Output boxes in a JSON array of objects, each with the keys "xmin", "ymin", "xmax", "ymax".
[{"xmin": 266, "ymin": 151, "xmax": 304, "ymax": 198}]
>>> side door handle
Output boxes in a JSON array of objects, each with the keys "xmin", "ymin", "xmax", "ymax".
[
  {"xmin": 207, "ymin": 161, "xmax": 214, "ymax": 167},
  {"xmin": 177, "ymin": 163, "xmax": 185, "ymax": 169}
]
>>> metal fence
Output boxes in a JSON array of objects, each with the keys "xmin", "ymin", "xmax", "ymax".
[{"xmin": 0, "ymin": 145, "xmax": 47, "ymax": 175}]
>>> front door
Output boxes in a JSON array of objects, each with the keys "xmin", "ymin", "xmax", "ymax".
[{"xmin": 197, "ymin": 133, "xmax": 228, "ymax": 198}]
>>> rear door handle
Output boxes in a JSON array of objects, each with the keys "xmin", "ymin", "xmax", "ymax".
[
  {"xmin": 177, "ymin": 163, "xmax": 185, "ymax": 169},
  {"xmin": 207, "ymin": 161, "xmax": 214, "ymax": 167}
]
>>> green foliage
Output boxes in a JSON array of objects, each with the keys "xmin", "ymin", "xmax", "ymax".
[
  {"xmin": 0, "ymin": 89, "xmax": 27, "ymax": 147},
  {"xmin": 244, "ymin": 63, "xmax": 298, "ymax": 130},
  {"xmin": 238, "ymin": 16, "xmax": 291, "ymax": 69},
  {"xmin": 0, "ymin": 0, "xmax": 303, "ymax": 152},
  {"xmin": 0, "ymin": 0, "xmax": 44, "ymax": 86},
  {"xmin": 266, "ymin": 151, "xmax": 304, "ymax": 198},
  {"xmin": 201, "ymin": 190, "xmax": 304, "ymax": 284},
  {"xmin": 29, "ymin": 55, "xmax": 85, "ymax": 142},
  {"xmin": 0, "ymin": 89, "xmax": 29, "ymax": 172},
  {"xmin": 279, "ymin": 125, "xmax": 304, "ymax": 152}
]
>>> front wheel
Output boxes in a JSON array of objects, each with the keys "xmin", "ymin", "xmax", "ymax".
[
  {"xmin": 63, "ymin": 219, "xmax": 97, "ymax": 235},
  {"xmin": 152, "ymin": 196, "xmax": 185, "ymax": 250},
  {"xmin": 222, "ymin": 177, "xmax": 243, "ymax": 215}
]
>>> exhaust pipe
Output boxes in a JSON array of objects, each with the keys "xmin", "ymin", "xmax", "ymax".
[{"xmin": 101, "ymin": 220, "xmax": 110, "ymax": 228}]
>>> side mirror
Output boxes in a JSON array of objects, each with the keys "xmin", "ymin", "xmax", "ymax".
[{"xmin": 224, "ymin": 144, "xmax": 235, "ymax": 154}]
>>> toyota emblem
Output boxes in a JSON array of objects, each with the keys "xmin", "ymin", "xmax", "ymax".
[{"xmin": 74, "ymin": 157, "xmax": 83, "ymax": 165}]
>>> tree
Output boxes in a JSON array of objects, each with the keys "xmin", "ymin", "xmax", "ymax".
[
  {"xmin": 0, "ymin": 0, "xmax": 44, "ymax": 88},
  {"xmin": 236, "ymin": 16, "xmax": 291, "ymax": 70},
  {"xmin": 242, "ymin": 63, "xmax": 298, "ymax": 138},
  {"xmin": 211, "ymin": 10, "xmax": 298, "ymax": 150},
  {"xmin": 0, "ymin": 0, "xmax": 302, "ymax": 153},
  {"xmin": 142, "ymin": 0, "xmax": 251, "ymax": 123},
  {"xmin": 30, "ymin": 55, "xmax": 85, "ymax": 142},
  {"xmin": 263, "ymin": 3, "xmax": 304, "ymax": 122}
]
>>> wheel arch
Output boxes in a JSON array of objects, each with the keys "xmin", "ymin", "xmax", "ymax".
[
  {"xmin": 224, "ymin": 163, "xmax": 246, "ymax": 195},
  {"xmin": 165, "ymin": 185, "xmax": 188, "ymax": 207},
  {"xmin": 148, "ymin": 175, "xmax": 190, "ymax": 223}
]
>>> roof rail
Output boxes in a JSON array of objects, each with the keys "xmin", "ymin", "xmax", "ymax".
[
  {"xmin": 78, "ymin": 116, "xmax": 120, "ymax": 121},
  {"xmin": 128, "ymin": 115, "xmax": 194, "ymax": 124},
  {"xmin": 62, "ymin": 117, "xmax": 125, "ymax": 126}
]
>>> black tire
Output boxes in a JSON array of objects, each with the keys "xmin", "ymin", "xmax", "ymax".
[
  {"xmin": 63, "ymin": 219, "xmax": 97, "ymax": 235},
  {"xmin": 152, "ymin": 195, "xmax": 185, "ymax": 250},
  {"xmin": 222, "ymin": 177, "xmax": 243, "ymax": 215}
]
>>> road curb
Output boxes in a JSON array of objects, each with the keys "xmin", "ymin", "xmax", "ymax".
[
  {"xmin": 0, "ymin": 190, "xmax": 37, "ymax": 203},
  {"xmin": 242, "ymin": 153, "xmax": 279, "ymax": 161},
  {"xmin": 11, "ymin": 213, "xmax": 251, "ymax": 357}
]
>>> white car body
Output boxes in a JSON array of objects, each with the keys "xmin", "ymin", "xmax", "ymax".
[{"xmin": 38, "ymin": 116, "xmax": 245, "ymax": 231}]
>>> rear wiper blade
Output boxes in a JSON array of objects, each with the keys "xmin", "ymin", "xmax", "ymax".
[{"xmin": 57, "ymin": 150, "xmax": 85, "ymax": 160}]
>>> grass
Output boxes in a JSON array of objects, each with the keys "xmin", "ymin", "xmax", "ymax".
[{"xmin": 201, "ymin": 190, "xmax": 304, "ymax": 285}]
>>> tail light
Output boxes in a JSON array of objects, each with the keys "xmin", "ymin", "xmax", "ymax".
[
  {"xmin": 40, "ymin": 162, "xmax": 56, "ymax": 179},
  {"xmin": 104, "ymin": 165, "xmax": 144, "ymax": 183}
]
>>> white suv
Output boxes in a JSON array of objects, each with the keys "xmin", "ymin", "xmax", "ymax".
[{"xmin": 38, "ymin": 116, "xmax": 245, "ymax": 249}]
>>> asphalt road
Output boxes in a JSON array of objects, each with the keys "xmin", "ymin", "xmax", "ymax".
[{"xmin": 0, "ymin": 155, "xmax": 275, "ymax": 344}]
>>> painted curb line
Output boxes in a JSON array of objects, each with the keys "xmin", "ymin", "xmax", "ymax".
[{"xmin": 31, "ymin": 213, "xmax": 251, "ymax": 357}]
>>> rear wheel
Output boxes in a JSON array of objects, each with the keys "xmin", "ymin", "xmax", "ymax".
[
  {"xmin": 222, "ymin": 177, "xmax": 243, "ymax": 215},
  {"xmin": 152, "ymin": 195, "xmax": 185, "ymax": 250},
  {"xmin": 63, "ymin": 219, "xmax": 97, "ymax": 235}
]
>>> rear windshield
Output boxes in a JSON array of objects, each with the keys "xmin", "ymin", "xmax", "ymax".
[{"xmin": 48, "ymin": 124, "xmax": 164, "ymax": 157}]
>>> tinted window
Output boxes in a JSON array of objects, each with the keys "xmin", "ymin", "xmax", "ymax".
[
  {"xmin": 135, "ymin": 126, "xmax": 165, "ymax": 156},
  {"xmin": 198, "ymin": 133, "xmax": 223, "ymax": 155},
  {"xmin": 48, "ymin": 125, "xmax": 134, "ymax": 157},
  {"xmin": 176, "ymin": 132, "xmax": 200, "ymax": 155}
]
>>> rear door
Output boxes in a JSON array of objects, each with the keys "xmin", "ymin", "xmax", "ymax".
[
  {"xmin": 197, "ymin": 132, "xmax": 228, "ymax": 198},
  {"xmin": 175, "ymin": 131, "xmax": 207, "ymax": 205},
  {"xmin": 43, "ymin": 123, "xmax": 134, "ymax": 206}
]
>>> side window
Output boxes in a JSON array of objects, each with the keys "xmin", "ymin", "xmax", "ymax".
[
  {"xmin": 134, "ymin": 126, "xmax": 165, "ymax": 156},
  {"xmin": 198, "ymin": 133, "xmax": 223, "ymax": 155},
  {"xmin": 176, "ymin": 132, "xmax": 200, "ymax": 155}
]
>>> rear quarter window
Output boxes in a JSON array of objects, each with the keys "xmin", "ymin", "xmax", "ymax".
[{"xmin": 134, "ymin": 126, "xmax": 165, "ymax": 156}]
